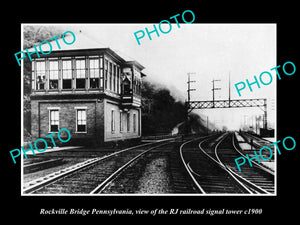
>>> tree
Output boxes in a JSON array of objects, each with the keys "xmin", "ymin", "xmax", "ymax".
[{"xmin": 141, "ymin": 80, "xmax": 186, "ymax": 135}]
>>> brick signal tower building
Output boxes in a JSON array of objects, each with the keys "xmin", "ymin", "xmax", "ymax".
[{"xmin": 29, "ymin": 32, "xmax": 145, "ymax": 146}]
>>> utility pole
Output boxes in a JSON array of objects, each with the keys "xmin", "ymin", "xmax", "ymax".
[
  {"xmin": 187, "ymin": 73, "xmax": 196, "ymax": 104},
  {"xmin": 228, "ymin": 72, "xmax": 231, "ymax": 108},
  {"xmin": 255, "ymin": 116, "xmax": 258, "ymax": 134},
  {"xmin": 212, "ymin": 79, "xmax": 221, "ymax": 108},
  {"xmin": 186, "ymin": 73, "xmax": 196, "ymax": 135},
  {"xmin": 263, "ymin": 99, "xmax": 267, "ymax": 129}
]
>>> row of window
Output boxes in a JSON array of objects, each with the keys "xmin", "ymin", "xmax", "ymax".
[
  {"xmin": 111, "ymin": 110, "xmax": 138, "ymax": 133},
  {"xmin": 33, "ymin": 57, "xmax": 122, "ymax": 94},
  {"xmin": 49, "ymin": 108, "xmax": 138, "ymax": 134},
  {"xmin": 49, "ymin": 108, "xmax": 87, "ymax": 133}
]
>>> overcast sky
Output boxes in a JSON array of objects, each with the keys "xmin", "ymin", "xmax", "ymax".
[{"xmin": 25, "ymin": 23, "xmax": 276, "ymax": 130}]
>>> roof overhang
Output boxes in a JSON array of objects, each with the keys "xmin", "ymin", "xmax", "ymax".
[{"xmin": 123, "ymin": 60, "xmax": 145, "ymax": 71}]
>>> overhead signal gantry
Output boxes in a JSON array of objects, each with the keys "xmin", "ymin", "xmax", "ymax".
[{"xmin": 186, "ymin": 73, "xmax": 268, "ymax": 129}]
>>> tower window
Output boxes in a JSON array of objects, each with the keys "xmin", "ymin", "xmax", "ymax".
[
  {"xmin": 62, "ymin": 60, "xmax": 72, "ymax": 89},
  {"xmin": 36, "ymin": 60, "xmax": 46, "ymax": 90},
  {"xmin": 111, "ymin": 110, "xmax": 115, "ymax": 133},
  {"xmin": 76, "ymin": 59, "xmax": 86, "ymax": 89},
  {"xmin": 133, "ymin": 113, "xmax": 136, "ymax": 133},
  {"xmin": 49, "ymin": 110, "xmax": 59, "ymax": 132},
  {"xmin": 127, "ymin": 112, "xmax": 130, "ymax": 132},
  {"xmin": 90, "ymin": 58, "xmax": 100, "ymax": 88},
  {"xmin": 76, "ymin": 109, "xmax": 87, "ymax": 132},
  {"xmin": 49, "ymin": 61, "xmax": 59, "ymax": 89}
]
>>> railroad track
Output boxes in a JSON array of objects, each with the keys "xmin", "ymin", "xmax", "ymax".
[
  {"xmin": 24, "ymin": 132, "xmax": 275, "ymax": 195},
  {"xmin": 99, "ymin": 140, "xmax": 196, "ymax": 194},
  {"xmin": 23, "ymin": 139, "xmax": 176, "ymax": 194},
  {"xmin": 240, "ymin": 132, "xmax": 274, "ymax": 150},
  {"xmin": 180, "ymin": 133, "xmax": 275, "ymax": 194},
  {"xmin": 215, "ymin": 133, "xmax": 275, "ymax": 194},
  {"xmin": 180, "ymin": 135, "xmax": 252, "ymax": 194}
]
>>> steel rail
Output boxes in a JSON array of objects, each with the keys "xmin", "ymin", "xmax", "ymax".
[
  {"xmin": 197, "ymin": 137, "xmax": 254, "ymax": 194},
  {"xmin": 90, "ymin": 141, "xmax": 172, "ymax": 194},
  {"xmin": 180, "ymin": 133, "xmax": 256, "ymax": 194},
  {"xmin": 214, "ymin": 132, "xmax": 274, "ymax": 194},
  {"xmin": 232, "ymin": 132, "xmax": 274, "ymax": 176},
  {"xmin": 23, "ymin": 139, "xmax": 175, "ymax": 194},
  {"xmin": 243, "ymin": 132, "xmax": 273, "ymax": 145},
  {"xmin": 179, "ymin": 137, "xmax": 207, "ymax": 194}
]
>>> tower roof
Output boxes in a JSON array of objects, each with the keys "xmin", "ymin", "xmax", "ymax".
[
  {"xmin": 28, "ymin": 31, "xmax": 108, "ymax": 52},
  {"xmin": 27, "ymin": 31, "xmax": 145, "ymax": 71}
]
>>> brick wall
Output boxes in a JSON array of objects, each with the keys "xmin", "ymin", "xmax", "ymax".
[
  {"xmin": 30, "ymin": 98, "xmax": 141, "ymax": 146},
  {"xmin": 31, "ymin": 100, "xmax": 39, "ymax": 139},
  {"xmin": 31, "ymin": 99, "xmax": 105, "ymax": 146}
]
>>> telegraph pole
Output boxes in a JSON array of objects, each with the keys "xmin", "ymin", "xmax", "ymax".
[
  {"xmin": 228, "ymin": 72, "xmax": 231, "ymax": 107},
  {"xmin": 186, "ymin": 73, "xmax": 196, "ymax": 135},
  {"xmin": 263, "ymin": 99, "xmax": 267, "ymax": 129},
  {"xmin": 187, "ymin": 73, "xmax": 196, "ymax": 104},
  {"xmin": 212, "ymin": 79, "xmax": 221, "ymax": 107}
]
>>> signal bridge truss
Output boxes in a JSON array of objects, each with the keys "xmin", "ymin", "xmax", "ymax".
[{"xmin": 187, "ymin": 98, "xmax": 268, "ymax": 129}]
